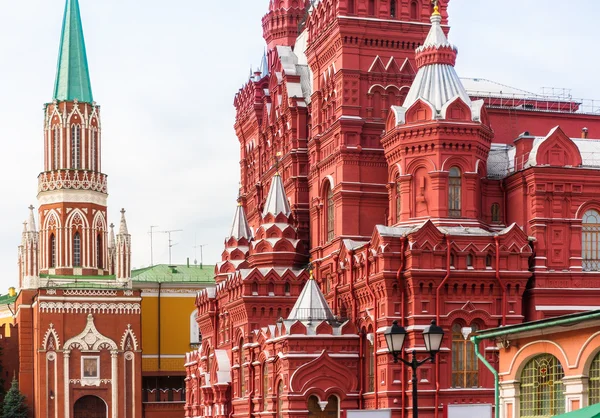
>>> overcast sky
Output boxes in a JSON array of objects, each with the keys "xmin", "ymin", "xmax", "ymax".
[{"xmin": 0, "ymin": 1, "xmax": 596, "ymax": 290}]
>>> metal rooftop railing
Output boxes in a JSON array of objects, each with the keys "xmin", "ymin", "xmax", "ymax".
[{"xmin": 466, "ymin": 90, "xmax": 600, "ymax": 115}]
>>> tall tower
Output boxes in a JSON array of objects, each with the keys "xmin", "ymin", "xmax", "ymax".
[{"xmin": 35, "ymin": 0, "xmax": 118, "ymax": 280}]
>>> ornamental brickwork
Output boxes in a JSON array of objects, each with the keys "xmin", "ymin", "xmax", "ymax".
[{"xmin": 186, "ymin": 1, "xmax": 600, "ymax": 418}]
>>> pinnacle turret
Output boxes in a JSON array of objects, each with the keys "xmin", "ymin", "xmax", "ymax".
[
  {"xmin": 108, "ymin": 223, "xmax": 116, "ymax": 249},
  {"xmin": 26, "ymin": 205, "xmax": 37, "ymax": 233},
  {"xmin": 53, "ymin": 0, "xmax": 93, "ymax": 103},
  {"xmin": 118, "ymin": 209, "xmax": 129, "ymax": 235}
]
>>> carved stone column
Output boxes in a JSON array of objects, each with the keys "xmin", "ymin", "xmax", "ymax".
[
  {"xmin": 64, "ymin": 350, "xmax": 71, "ymax": 418},
  {"xmin": 111, "ymin": 350, "xmax": 118, "ymax": 418}
]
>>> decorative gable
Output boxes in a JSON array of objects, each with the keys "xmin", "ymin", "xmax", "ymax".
[
  {"xmin": 63, "ymin": 314, "xmax": 118, "ymax": 352},
  {"xmin": 532, "ymin": 126, "xmax": 583, "ymax": 168}
]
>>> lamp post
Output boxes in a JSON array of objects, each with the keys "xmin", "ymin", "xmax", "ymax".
[{"xmin": 384, "ymin": 320, "xmax": 445, "ymax": 418}]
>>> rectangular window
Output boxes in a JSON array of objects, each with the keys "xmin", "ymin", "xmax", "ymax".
[{"xmin": 451, "ymin": 324, "xmax": 478, "ymax": 388}]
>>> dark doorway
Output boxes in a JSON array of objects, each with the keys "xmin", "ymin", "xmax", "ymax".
[
  {"xmin": 308, "ymin": 395, "xmax": 339, "ymax": 418},
  {"xmin": 73, "ymin": 395, "xmax": 107, "ymax": 418}
]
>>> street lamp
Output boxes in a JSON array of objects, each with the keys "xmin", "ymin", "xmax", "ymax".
[{"xmin": 384, "ymin": 320, "xmax": 445, "ymax": 418}]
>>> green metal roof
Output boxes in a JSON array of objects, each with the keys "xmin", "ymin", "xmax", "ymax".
[
  {"xmin": 0, "ymin": 294, "xmax": 17, "ymax": 305},
  {"xmin": 53, "ymin": 0, "xmax": 93, "ymax": 103},
  {"xmin": 473, "ymin": 310, "xmax": 600, "ymax": 342},
  {"xmin": 131, "ymin": 264, "xmax": 215, "ymax": 283},
  {"xmin": 553, "ymin": 402, "xmax": 600, "ymax": 418}
]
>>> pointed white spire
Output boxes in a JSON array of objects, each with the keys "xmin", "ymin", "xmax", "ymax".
[
  {"xmin": 27, "ymin": 205, "xmax": 37, "ymax": 233},
  {"xmin": 118, "ymin": 209, "xmax": 129, "ymax": 235},
  {"xmin": 262, "ymin": 173, "xmax": 292, "ymax": 218},
  {"xmin": 260, "ymin": 50, "xmax": 269, "ymax": 78},
  {"xmin": 288, "ymin": 272, "xmax": 335, "ymax": 322},
  {"xmin": 229, "ymin": 203, "xmax": 253, "ymax": 240},
  {"xmin": 108, "ymin": 223, "xmax": 116, "ymax": 249},
  {"xmin": 418, "ymin": 8, "xmax": 454, "ymax": 51},
  {"xmin": 20, "ymin": 221, "xmax": 27, "ymax": 246},
  {"xmin": 400, "ymin": 5, "xmax": 474, "ymax": 120}
]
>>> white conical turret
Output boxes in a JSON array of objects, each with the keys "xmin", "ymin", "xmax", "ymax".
[
  {"xmin": 288, "ymin": 271, "xmax": 335, "ymax": 322},
  {"xmin": 262, "ymin": 172, "xmax": 292, "ymax": 218},
  {"xmin": 229, "ymin": 203, "xmax": 253, "ymax": 241},
  {"xmin": 391, "ymin": 5, "xmax": 485, "ymax": 125}
]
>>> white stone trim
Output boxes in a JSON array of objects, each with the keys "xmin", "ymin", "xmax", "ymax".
[{"xmin": 39, "ymin": 302, "xmax": 141, "ymax": 315}]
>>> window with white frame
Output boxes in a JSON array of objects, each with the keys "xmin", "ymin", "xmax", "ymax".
[{"xmin": 583, "ymin": 210, "xmax": 600, "ymax": 271}]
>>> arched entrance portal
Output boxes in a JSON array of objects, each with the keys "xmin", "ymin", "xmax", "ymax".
[
  {"xmin": 73, "ymin": 395, "xmax": 107, "ymax": 418},
  {"xmin": 308, "ymin": 395, "xmax": 339, "ymax": 418}
]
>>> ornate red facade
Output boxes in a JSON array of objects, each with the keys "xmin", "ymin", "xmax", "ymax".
[{"xmin": 186, "ymin": 1, "xmax": 600, "ymax": 418}]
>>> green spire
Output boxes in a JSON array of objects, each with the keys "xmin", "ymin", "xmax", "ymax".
[{"xmin": 53, "ymin": 0, "xmax": 93, "ymax": 103}]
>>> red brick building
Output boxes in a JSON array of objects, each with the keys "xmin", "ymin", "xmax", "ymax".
[
  {"xmin": 185, "ymin": 1, "xmax": 600, "ymax": 418},
  {"xmin": 14, "ymin": 0, "xmax": 142, "ymax": 417}
]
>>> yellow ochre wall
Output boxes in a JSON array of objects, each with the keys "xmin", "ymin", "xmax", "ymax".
[{"xmin": 141, "ymin": 294, "xmax": 197, "ymax": 373}]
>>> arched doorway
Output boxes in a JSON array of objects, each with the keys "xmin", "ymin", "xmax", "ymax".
[
  {"xmin": 73, "ymin": 395, "xmax": 107, "ymax": 418},
  {"xmin": 308, "ymin": 395, "xmax": 339, "ymax": 418}
]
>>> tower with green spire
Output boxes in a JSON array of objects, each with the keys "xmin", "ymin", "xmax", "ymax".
[
  {"xmin": 53, "ymin": 0, "xmax": 93, "ymax": 103},
  {"xmin": 26, "ymin": 0, "xmax": 132, "ymax": 282}
]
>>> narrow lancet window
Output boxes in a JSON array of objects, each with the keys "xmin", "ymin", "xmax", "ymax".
[
  {"xmin": 71, "ymin": 125, "xmax": 81, "ymax": 169},
  {"xmin": 73, "ymin": 232, "xmax": 81, "ymax": 267}
]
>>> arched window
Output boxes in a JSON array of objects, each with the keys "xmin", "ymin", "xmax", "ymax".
[
  {"xmin": 590, "ymin": 353, "xmax": 600, "ymax": 405},
  {"xmin": 53, "ymin": 127, "xmax": 60, "ymax": 170},
  {"xmin": 347, "ymin": 0, "xmax": 355, "ymax": 14},
  {"xmin": 450, "ymin": 253, "xmax": 455, "ymax": 267},
  {"xmin": 448, "ymin": 167, "xmax": 462, "ymax": 218},
  {"xmin": 284, "ymin": 282, "xmax": 290, "ymax": 295},
  {"xmin": 395, "ymin": 175, "xmax": 402, "ymax": 222},
  {"xmin": 326, "ymin": 185, "xmax": 335, "ymax": 242},
  {"xmin": 263, "ymin": 363, "xmax": 269, "ymax": 411},
  {"xmin": 96, "ymin": 234, "xmax": 102, "ymax": 268},
  {"xmin": 520, "ymin": 354, "xmax": 565, "ymax": 417},
  {"xmin": 583, "ymin": 210, "xmax": 600, "ymax": 271},
  {"xmin": 50, "ymin": 234, "xmax": 56, "ymax": 268},
  {"xmin": 73, "ymin": 232, "xmax": 81, "ymax": 267},
  {"xmin": 277, "ymin": 380, "xmax": 284, "ymax": 418},
  {"xmin": 365, "ymin": 331, "xmax": 375, "ymax": 392},
  {"xmin": 390, "ymin": 0, "xmax": 396, "ymax": 17},
  {"xmin": 190, "ymin": 311, "xmax": 200, "ymax": 345},
  {"xmin": 90, "ymin": 129, "xmax": 97, "ymax": 171},
  {"xmin": 491, "ymin": 203, "xmax": 501, "ymax": 223},
  {"xmin": 239, "ymin": 338, "xmax": 245, "ymax": 398},
  {"xmin": 410, "ymin": 1, "xmax": 418, "ymax": 20},
  {"xmin": 71, "ymin": 125, "xmax": 81, "ymax": 169},
  {"xmin": 368, "ymin": 0, "xmax": 375, "ymax": 16},
  {"xmin": 451, "ymin": 323, "xmax": 479, "ymax": 388}
]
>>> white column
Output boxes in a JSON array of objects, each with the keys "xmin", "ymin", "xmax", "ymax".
[
  {"xmin": 500, "ymin": 380, "xmax": 520, "ymax": 418},
  {"xmin": 111, "ymin": 351, "xmax": 118, "ymax": 418},
  {"xmin": 564, "ymin": 375, "xmax": 588, "ymax": 412},
  {"xmin": 64, "ymin": 350, "xmax": 70, "ymax": 418}
]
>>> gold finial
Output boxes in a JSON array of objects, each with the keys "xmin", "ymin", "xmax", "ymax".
[
  {"xmin": 432, "ymin": 0, "xmax": 440, "ymax": 16},
  {"xmin": 309, "ymin": 269, "xmax": 314, "ymax": 280}
]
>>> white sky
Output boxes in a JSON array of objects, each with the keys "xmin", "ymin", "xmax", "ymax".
[{"xmin": 0, "ymin": 0, "xmax": 596, "ymax": 290}]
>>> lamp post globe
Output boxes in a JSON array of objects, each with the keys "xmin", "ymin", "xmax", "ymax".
[
  {"xmin": 384, "ymin": 320, "xmax": 407, "ymax": 362},
  {"xmin": 423, "ymin": 319, "xmax": 445, "ymax": 354}
]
